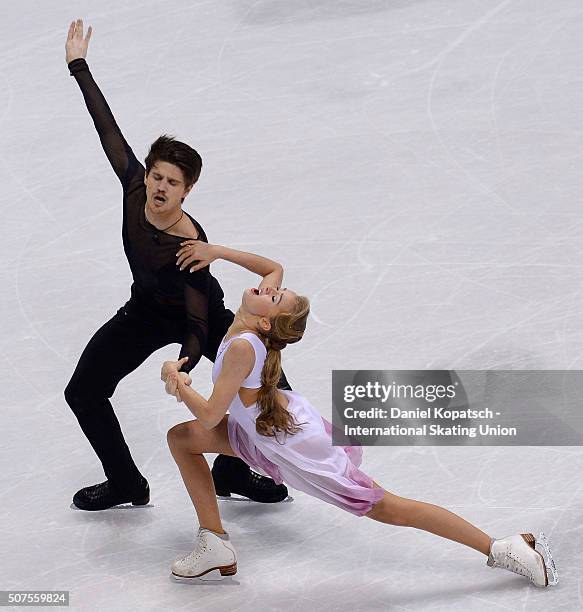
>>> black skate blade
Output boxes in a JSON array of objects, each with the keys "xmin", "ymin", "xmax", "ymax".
[{"xmin": 216, "ymin": 494, "xmax": 294, "ymax": 504}]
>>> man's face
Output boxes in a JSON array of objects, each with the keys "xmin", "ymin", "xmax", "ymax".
[{"xmin": 144, "ymin": 161, "xmax": 193, "ymax": 215}]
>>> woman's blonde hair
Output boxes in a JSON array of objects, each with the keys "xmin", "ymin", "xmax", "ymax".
[{"xmin": 255, "ymin": 295, "xmax": 310, "ymax": 439}]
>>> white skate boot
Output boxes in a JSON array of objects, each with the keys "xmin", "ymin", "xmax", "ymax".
[
  {"xmin": 171, "ymin": 528, "xmax": 237, "ymax": 582},
  {"xmin": 487, "ymin": 532, "xmax": 558, "ymax": 587}
]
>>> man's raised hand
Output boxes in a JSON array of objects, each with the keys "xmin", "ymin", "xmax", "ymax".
[{"xmin": 66, "ymin": 18, "xmax": 93, "ymax": 64}]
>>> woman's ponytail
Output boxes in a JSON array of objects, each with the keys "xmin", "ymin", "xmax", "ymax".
[{"xmin": 255, "ymin": 296, "xmax": 310, "ymax": 439}]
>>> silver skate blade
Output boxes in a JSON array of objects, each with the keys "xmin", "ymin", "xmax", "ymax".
[
  {"xmin": 536, "ymin": 531, "xmax": 559, "ymax": 586},
  {"xmin": 69, "ymin": 502, "xmax": 153, "ymax": 511},
  {"xmin": 216, "ymin": 494, "xmax": 294, "ymax": 503},
  {"xmin": 171, "ymin": 569, "xmax": 228, "ymax": 583}
]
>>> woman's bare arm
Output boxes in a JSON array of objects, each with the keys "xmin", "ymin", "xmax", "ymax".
[
  {"xmin": 166, "ymin": 340, "xmax": 254, "ymax": 429},
  {"xmin": 175, "ymin": 242, "xmax": 284, "ymax": 290}
]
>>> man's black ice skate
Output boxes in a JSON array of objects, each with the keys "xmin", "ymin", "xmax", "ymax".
[
  {"xmin": 212, "ymin": 455, "xmax": 289, "ymax": 503},
  {"xmin": 72, "ymin": 477, "xmax": 150, "ymax": 511}
]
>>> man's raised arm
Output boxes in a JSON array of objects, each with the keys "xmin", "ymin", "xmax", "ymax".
[{"xmin": 65, "ymin": 19, "xmax": 141, "ymax": 187}]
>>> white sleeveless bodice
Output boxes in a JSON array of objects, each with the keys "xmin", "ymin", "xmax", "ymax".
[{"xmin": 211, "ymin": 332, "xmax": 267, "ymax": 389}]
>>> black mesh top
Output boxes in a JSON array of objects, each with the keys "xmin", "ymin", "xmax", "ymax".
[{"xmin": 69, "ymin": 58, "xmax": 220, "ymax": 373}]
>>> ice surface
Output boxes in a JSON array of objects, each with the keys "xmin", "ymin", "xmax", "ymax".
[{"xmin": 1, "ymin": 1, "xmax": 581, "ymax": 610}]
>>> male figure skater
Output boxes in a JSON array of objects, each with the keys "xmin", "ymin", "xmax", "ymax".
[{"xmin": 63, "ymin": 19, "xmax": 288, "ymax": 510}]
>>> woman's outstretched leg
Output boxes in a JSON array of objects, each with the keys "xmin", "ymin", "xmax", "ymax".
[
  {"xmin": 365, "ymin": 485, "xmax": 491, "ymax": 556},
  {"xmin": 365, "ymin": 484, "xmax": 556, "ymax": 587},
  {"xmin": 167, "ymin": 415, "xmax": 235, "ymax": 535}
]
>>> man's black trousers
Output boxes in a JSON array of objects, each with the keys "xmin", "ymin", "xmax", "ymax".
[{"xmin": 64, "ymin": 298, "xmax": 290, "ymax": 493}]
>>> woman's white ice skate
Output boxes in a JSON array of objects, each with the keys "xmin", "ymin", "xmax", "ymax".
[
  {"xmin": 171, "ymin": 528, "xmax": 237, "ymax": 582},
  {"xmin": 487, "ymin": 531, "xmax": 558, "ymax": 587}
]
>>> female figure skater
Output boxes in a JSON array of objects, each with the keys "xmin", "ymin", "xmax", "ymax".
[{"xmin": 161, "ymin": 240, "xmax": 558, "ymax": 588}]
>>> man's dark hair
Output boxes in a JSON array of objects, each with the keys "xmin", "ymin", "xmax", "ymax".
[{"xmin": 145, "ymin": 135, "xmax": 202, "ymax": 187}]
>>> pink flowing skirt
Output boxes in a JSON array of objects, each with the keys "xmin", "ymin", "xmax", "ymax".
[{"xmin": 227, "ymin": 390, "xmax": 385, "ymax": 516}]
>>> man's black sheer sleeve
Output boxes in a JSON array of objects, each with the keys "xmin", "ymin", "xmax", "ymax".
[
  {"xmin": 68, "ymin": 58, "xmax": 142, "ymax": 189},
  {"xmin": 179, "ymin": 272, "xmax": 211, "ymax": 374}
]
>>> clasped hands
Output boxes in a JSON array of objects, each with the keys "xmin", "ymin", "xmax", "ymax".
[{"xmin": 161, "ymin": 357, "xmax": 191, "ymax": 402}]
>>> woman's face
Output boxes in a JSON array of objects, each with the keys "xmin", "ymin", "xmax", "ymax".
[{"xmin": 241, "ymin": 286, "xmax": 298, "ymax": 318}]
